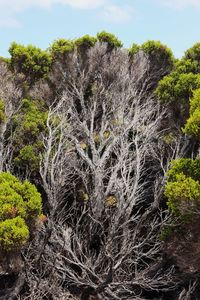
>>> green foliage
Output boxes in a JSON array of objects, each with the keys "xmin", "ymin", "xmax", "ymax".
[
  {"xmin": 129, "ymin": 40, "xmax": 174, "ymax": 63},
  {"xmin": 165, "ymin": 173, "xmax": 200, "ymax": 215},
  {"xmin": 184, "ymin": 42, "xmax": 200, "ymax": 63},
  {"xmin": 174, "ymin": 73, "xmax": 200, "ymax": 100},
  {"xmin": 13, "ymin": 99, "xmax": 47, "ymax": 138},
  {"xmin": 184, "ymin": 89, "xmax": 200, "ymax": 138},
  {"xmin": 184, "ymin": 109, "xmax": 200, "ymax": 138},
  {"xmin": 50, "ymin": 39, "xmax": 75, "ymax": 58},
  {"xmin": 75, "ymin": 35, "xmax": 97, "ymax": 51},
  {"xmin": 188, "ymin": 88, "xmax": 200, "ymax": 114},
  {"xmin": 0, "ymin": 99, "xmax": 6, "ymax": 124},
  {"xmin": 14, "ymin": 144, "xmax": 42, "ymax": 172},
  {"xmin": 167, "ymin": 158, "xmax": 200, "ymax": 182},
  {"xmin": 141, "ymin": 40, "xmax": 174, "ymax": 65},
  {"xmin": 12, "ymin": 99, "xmax": 47, "ymax": 172},
  {"xmin": 156, "ymin": 69, "xmax": 200, "ymax": 104},
  {"xmin": 164, "ymin": 158, "xmax": 200, "ymax": 220},
  {"xmin": 0, "ymin": 217, "xmax": 29, "ymax": 251},
  {"xmin": 155, "ymin": 42, "xmax": 200, "ymax": 126},
  {"xmin": 9, "ymin": 42, "xmax": 52, "ymax": 82},
  {"xmin": 155, "ymin": 75, "xmax": 177, "ymax": 103},
  {"xmin": 175, "ymin": 58, "xmax": 200, "ymax": 74},
  {"xmin": 129, "ymin": 43, "xmax": 140, "ymax": 56},
  {"xmin": 0, "ymin": 172, "xmax": 42, "ymax": 251},
  {"xmin": 97, "ymin": 31, "xmax": 123, "ymax": 48}
]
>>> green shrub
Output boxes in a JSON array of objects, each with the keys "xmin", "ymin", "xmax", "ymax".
[
  {"xmin": 174, "ymin": 73, "xmax": 200, "ymax": 100},
  {"xmin": 184, "ymin": 89, "xmax": 200, "ymax": 138},
  {"xmin": 164, "ymin": 158, "xmax": 200, "ymax": 222},
  {"xmin": 9, "ymin": 42, "xmax": 52, "ymax": 82},
  {"xmin": 141, "ymin": 40, "xmax": 174, "ymax": 65},
  {"xmin": 156, "ymin": 71, "xmax": 200, "ymax": 104},
  {"xmin": 0, "ymin": 99, "xmax": 6, "ymax": 124},
  {"xmin": 14, "ymin": 144, "xmax": 42, "ymax": 172},
  {"xmin": 184, "ymin": 108, "xmax": 200, "ymax": 138},
  {"xmin": 165, "ymin": 173, "xmax": 200, "ymax": 216},
  {"xmin": 184, "ymin": 42, "xmax": 200, "ymax": 63},
  {"xmin": 0, "ymin": 217, "xmax": 29, "ymax": 251},
  {"xmin": 97, "ymin": 31, "xmax": 122, "ymax": 48},
  {"xmin": 176, "ymin": 58, "xmax": 199, "ymax": 74},
  {"xmin": 50, "ymin": 39, "xmax": 75, "ymax": 58},
  {"xmin": 0, "ymin": 172, "xmax": 42, "ymax": 251},
  {"xmin": 155, "ymin": 74, "xmax": 177, "ymax": 103},
  {"xmin": 75, "ymin": 35, "xmax": 97, "ymax": 51},
  {"xmin": 167, "ymin": 158, "xmax": 200, "ymax": 182},
  {"xmin": 129, "ymin": 43, "xmax": 140, "ymax": 56},
  {"xmin": 188, "ymin": 88, "xmax": 200, "ymax": 114},
  {"xmin": 155, "ymin": 42, "xmax": 200, "ymax": 109},
  {"xmin": 11, "ymin": 99, "xmax": 47, "ymax": 173}
]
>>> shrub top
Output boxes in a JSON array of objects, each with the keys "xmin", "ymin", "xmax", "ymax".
[
  {"xmin": 9, "ymin": 42, "xmax": 52, "ymax": 81},
  {"xmin": 50, "ymin": 38, "xmax": 75, "ymax": 57},
  {"xmin": 0, "ymin": 172, "xmax": 42, "ymax": 251},
  {"xmin": 97, "ymin": 31, "xmax": 123, "ymax": 48}
]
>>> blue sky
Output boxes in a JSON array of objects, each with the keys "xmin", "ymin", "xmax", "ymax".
[{"xmin": 0, "ymin": 0, "xmax": 200, "ymax": 58}]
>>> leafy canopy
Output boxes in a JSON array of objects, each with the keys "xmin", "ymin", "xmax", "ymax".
[
  {"xmin": 141, "ymin": 40, "xmax": 174, "ymax": 63},
  {"xmin": 12, "ymin": 99, "xmax": 47, "ymax": 172},
  {"xmin": 183, "ymin": 88, "xmax": 200, "ymax": 139},
  {"xmin": 50, "ymin": 38, "xmax": 75, "ymax": 58},
  {"xmin": 75, "ymin": 34, "xmax": 97, "ymax": 51},
  {"xmin": 129, "ymin": 40, "xmax": 174, "ymax": 66},
  {"xmin": 0, "ymin": 172, "xmax": 42, "ymax": 251},
  {"xmin": 9, "ymin": 42, "xmax": 52, "ymax": 82},
  {"xmin": 97, "ymin": 31, "xmax": 123, "ymax": 48},
  {"xmin": 156, "ymin": 42, "xmax": 200, "ymax": 109},
  {"xmin": 164, "ymin": 158, "xmax": 200, "ymax": 218},
  {"xmin": 0, "ymin": 99, "xmax": 6, "ymax": 124}
]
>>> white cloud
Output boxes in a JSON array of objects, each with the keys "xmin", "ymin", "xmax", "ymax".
[
  {"xmin": 0, "ymin": 0, "xmax": 133, "ymax": 27},
  {"xmin": 0, "ymin": 0, "xmax": 106, "ymax": 10},
  {"xmin": 0, "ymin": 18, "xmax": 21, "ymax": 28},
  {"xmin": 158, "ymin": 0, "xmax": 200, "ymax": 9},
  {"xmin": 102, "ymin": 4, "xmax": 133, "ymax": 23},
  {"xmin": 58, "ymin": 0, "xmax": 106, "ymax": 9}
]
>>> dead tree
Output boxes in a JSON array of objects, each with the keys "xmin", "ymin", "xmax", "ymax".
[
  {"xmin": 18, "ymin": 45, "xmax": 186, "ymax": 300},
  {"xmin": 27, "ymin": 45, "xmax": 182, "ymax": 300}
]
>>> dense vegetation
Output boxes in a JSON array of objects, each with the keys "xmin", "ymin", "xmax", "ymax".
[
  {"xmin": 0, "ymin": 172, "xmax": 42, "ymax": 251},
  {"xmin": 0, "ymin": 32, "xmax": 200, "ymax": 300}
]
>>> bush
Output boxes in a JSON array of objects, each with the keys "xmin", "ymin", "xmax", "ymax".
[
  {"xmin": 141, "ymin": 40, "xmax": 174, "ymax": 66},
  {"xmin": 129, "ymin": 43, "xmax": 140, "ymax": 57},
  {"xmin": 0, "ymin": 172, "xmax": 42, "ymax": 251},
  {"xmin": 50, "ymin": 39, "xmax": 75, "ymax": 58},
  {"xmin": 0, "ymin": 99, "xmax": 6, "ymax": 124},
  {"xmin": 97, "ymin": 31, "xmax": 122, "ymax": 48},
  {"xmin": 14, "ymin": 144, "xmax": 42, "ymax": 172},
  {"xmin": 164, "ymin": 158, "xmax": 200, "ymax": 220},
  {"xmin": 167, "ymin": 158, "xmax": 200, "ymax": 182},
  {"xmin": 75, "ymin": 35, "xmax": 97, "ymax": 51},
  {"xmin": 155, "ymin": 42, "xmax": 200, "ymax": 111},
  {"xmin": 184, "ymin": 89, "xmax": 200, "ymax": 138},
  {"xmin": 9, "ymin": 42, "xmax": 52, "ymax": 82},
  {"xmin": 156, "ymin": 71, "xmax": 200, "ymax": 104},
  {"xmin": 165, "ymin": 173, "xmax": 200, "ymax": 215},
  {"xmin": 184, "ymin": 42, "xmax": 200, "ymax": 63},
  {"xmin": 184, "ymin": 108, "xmax": 200, "ymax": 138},
  {"xmin": 0, "ymin": 217, "xmax": 29, "ymax": 251},
  {"xmin": 11, "ymin": 99, "xmax": 47, "ymax": 173}
]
